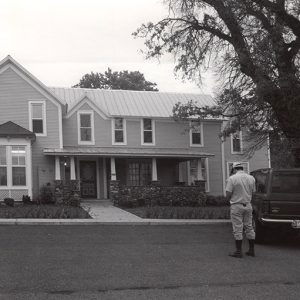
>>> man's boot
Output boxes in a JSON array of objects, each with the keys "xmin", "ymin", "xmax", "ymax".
[
  {"xmin": 229, "ymin": 240, "xmax": 243, "ymax": 258},
  {"xmin": 245, "ymin": 239, "xmax": 255, "ymax": 257}
]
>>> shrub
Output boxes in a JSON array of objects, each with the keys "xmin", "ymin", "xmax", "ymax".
[
  {"xmin": 205, "ymin": 195, "xmax": 229, "ymax": 206},
  {"xmin": 22, "ymin": 195, "xmax": 34, "ymax": 205},
  {"xmin": 64, "ymin": 193, "xmax": 81, "ymax": 207},
  {"xmin": 4, "ymin": 198, "xmax": 14, "ymax": 207},
  {"xmin": 40, "ymin": 183, "xmax": 55, "ymax": 204}
]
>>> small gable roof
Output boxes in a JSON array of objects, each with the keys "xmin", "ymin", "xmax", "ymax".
[
  {"xmin": 0, "ymin": 121, "xmax": 36, "ymax": 141},
  {"xmin": 49, "ymin": 87, "xmax": 216, "ymax": 118}
]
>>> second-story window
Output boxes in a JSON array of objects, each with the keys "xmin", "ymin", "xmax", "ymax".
[
  {"xmin": 78, "ymin": 111, "xmax": 94, "ymax": 145},
  {"xmin": 231, "ymin": 131, "xmax": 243, "ymax": 153},
  {"xmin": 190, "ymin": 121, "xmax": 203, "ymax": 146},
  {"xmin": 142, "ymin": 119, "xmax": 155, "ymax": 145},
  {"xmin": 113, "ymin": 118, "xmax": 126, "ymax": 144},
  {"xmin": 29, "ymin": 101, "xmax": 46, "ymax": 135}
]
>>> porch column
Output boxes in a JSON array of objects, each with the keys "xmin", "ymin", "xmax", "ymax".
[
  {"xmin": 197, "ymin": 159, "xmax": 204, "ymax": 180},
  {"xmin": 70, "ymin": 156, "xmax": 76, "ymax": 180},
  {"xmin": 178, "ymin": 162, "xmax": 184, "ymax": 182},
  {"xmin": 55, "ymin": 156, "xmax": 61, "ymax": 180},
  {"xmin": 152, "ymin": 158, "xmax": 157, "ymax": 181},
  {"xmin": 110, "ymin": 157, "xmax": 116, "ymax": 180}
]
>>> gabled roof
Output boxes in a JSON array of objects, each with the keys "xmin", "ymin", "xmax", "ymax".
[
  {"xmin": 0, "ymin": 55, "xmax": 64, "ymax": 108},
  {"xmin": 0, "ymin": 121, "xmax": 36, "ymax": 141},
  {"xmin": 49, "ymin": 87, "xmax": 216, "ymax": 118}
]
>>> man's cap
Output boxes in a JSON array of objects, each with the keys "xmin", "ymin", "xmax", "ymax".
[{"xmin": 232, "ymin": 162, "xmax": 243, "ymax": 169}]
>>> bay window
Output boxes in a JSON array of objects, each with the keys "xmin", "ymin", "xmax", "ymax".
[{"xmin": 0, "ymin": 145, "xmax": 28, "ymax": 187}]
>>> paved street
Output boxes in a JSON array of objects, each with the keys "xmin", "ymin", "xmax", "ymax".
[{"xmin": 0, "ymin": 224, "xmax": 299, "ymax": 300}]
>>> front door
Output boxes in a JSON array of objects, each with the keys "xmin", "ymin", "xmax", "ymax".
[{"xmin": 80, "ymin": 161, "xmax": 97, "ymax": 198}]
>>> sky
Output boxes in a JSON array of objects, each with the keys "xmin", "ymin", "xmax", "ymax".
[{"xmin": 0, "ymin": 0, "xmax": 215, "ymax": 94}]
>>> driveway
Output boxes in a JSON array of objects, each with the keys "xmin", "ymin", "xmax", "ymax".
[{"xmin": 0, "ymin": 224, "xmax": 299, "ymax": 299}]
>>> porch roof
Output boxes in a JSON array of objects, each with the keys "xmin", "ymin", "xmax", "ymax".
[{"xmin": 43, "ymin": 146, "xmax": 214, "ymax": 158}]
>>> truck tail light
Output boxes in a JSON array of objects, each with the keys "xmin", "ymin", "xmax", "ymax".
[{"xmin": 262, "ymin": 201, "xmax": 270, "ymax": 214}]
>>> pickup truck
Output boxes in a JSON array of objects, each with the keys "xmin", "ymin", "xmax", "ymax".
[{"xmin": 250, "ymin": 168, "xmax": 300, "ymax": 242}]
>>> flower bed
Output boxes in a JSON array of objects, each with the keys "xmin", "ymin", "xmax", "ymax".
[
  {"xmin": 0, "ymin": 203, "xmax": 91, "ymax": 219},
  {"xmin": 124, "ymin": 206, "xmax": 230, "ymax": 219}
]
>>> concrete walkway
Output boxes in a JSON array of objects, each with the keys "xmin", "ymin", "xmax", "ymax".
[{"xmin": 81, "ymin": 200, "xmax": 143, "ymax": 222}]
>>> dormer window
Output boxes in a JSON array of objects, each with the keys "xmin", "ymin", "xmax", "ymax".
[
  {"xmin": 112, "ymin": 118, "xmax": 126, "ymax": 145},
  {"xmin": 77, "ymin": 111, "xmax": 95, "ymax": 145},
  {"xmin": 142, "ymin": 119, "xmax": 155, "ymax": 145},
  {"xmin": 29, "ymin": 101, "xmax": 46, "ymax": 136},
  {"xmin": 190, "ymin": 121, "xmax": 203, "ymax": 147}
]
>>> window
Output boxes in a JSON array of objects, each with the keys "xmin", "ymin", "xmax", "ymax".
[
  {"xmin": 78, "ymin": 111, "xmax": 94, "ymax": 144},
  {"xmin": 142, "ymin": 119, "xmax": 155, "ymax": 145},
  {"xmin": 227, "ymin": 161, "xmax": 249, "ymax": 178},
  {"xmin": 190, "ymin": 121, "xmax": 203, "ymax": 146},
  {"xmin": 231, "ymin": 131, "xmax": 243, "ymax": 153},
  {"xmin": 271, "ymin": 172, "xmax": 300, "ymax": 193},
  {"xmin": 128, "ymin": 160, "xmax": 151, "ymax": 186},
  {"xmin": 0, "ymin": 145, "xmax": 28, "ymax": 187},
  {"xmin": 29, "ymin": 101, "xmax": 46, "ymax": 135},
  {"xmin": 11, "ymin": 146, "xmax": 26, "ymax": 186},
  {"xmin": 0, "ymin": 146, "xmax": 7, "ymax": 186},
  {"xmin": 112, "ymin": 118, "xmax": 126, "ymax": 144}
]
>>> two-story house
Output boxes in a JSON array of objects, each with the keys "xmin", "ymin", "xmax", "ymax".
[{"xmin": 0, "ymin": 55, "xmax": 270, "ymax": 201}]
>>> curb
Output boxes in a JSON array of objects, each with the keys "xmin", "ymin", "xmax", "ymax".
[{"xmin": 0, "ymin": 219, "xmax": 231, "ymax": 226}]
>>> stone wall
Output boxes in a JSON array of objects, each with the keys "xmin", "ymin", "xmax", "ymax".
[
  {"xmin": 110, "ymin": 180, "xmax": 206, "ymax": 207},
  {"xmin": 54, "ymin": 180, "xmax": 81, "ymax": 205}
]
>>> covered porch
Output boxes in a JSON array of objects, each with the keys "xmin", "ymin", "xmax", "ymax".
[{"xmin": 44, "ymin": 147, "xmax": 214, "ymax": 201}]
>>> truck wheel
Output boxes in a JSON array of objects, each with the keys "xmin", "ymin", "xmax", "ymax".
[{"xmin": 253, "ymin": 216, "xmax": 266, "ymax": 244}]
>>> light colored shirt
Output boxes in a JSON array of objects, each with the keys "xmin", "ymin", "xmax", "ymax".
[{"xmin": 225, "ymin": 170, "xmax": 256, "ymax": 205}]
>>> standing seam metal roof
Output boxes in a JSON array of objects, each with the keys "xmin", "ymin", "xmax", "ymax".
[{"xmin": 48, "ymin": 87, "xmax": 216, "ymax": 118}]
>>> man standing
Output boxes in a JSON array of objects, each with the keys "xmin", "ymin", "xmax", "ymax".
[{"xmin": 226, "ymin": 162, "xmax": 256, "ymax": 258}]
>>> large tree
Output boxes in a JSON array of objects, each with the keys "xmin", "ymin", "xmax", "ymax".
[
  {"xmin": 134, "ymin": 0, "xmax": 300, "ymax": 165},
  {"xmin": 73, "ymin": 68, "xmax": 158, "ymax": 91}
]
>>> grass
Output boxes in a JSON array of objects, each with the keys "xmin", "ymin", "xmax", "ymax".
[
  {"xmin": 124, "ymin": 205, "xmax": 230, "ymax": 219},
  {"xmin": 0, "ymin": 203, "xmax": 91, "ymax": 219}
]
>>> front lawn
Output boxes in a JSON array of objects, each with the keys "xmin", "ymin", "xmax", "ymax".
[
  {"xmin": 124, "ymin": 205, "xmax": 230, "ymax": 219},
  {"xmin": 0, "ymin": 204, "xmax": 91, "ymax": 219}
]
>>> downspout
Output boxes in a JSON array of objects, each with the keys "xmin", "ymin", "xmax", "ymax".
[{"xmin": 221, "ymin": 122, "xmax": 226, "ymax": 196}]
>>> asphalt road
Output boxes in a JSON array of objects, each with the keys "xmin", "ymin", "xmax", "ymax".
[{"xmin": 0, "ymin": 224, "xmax": 299, "ymax": 300}]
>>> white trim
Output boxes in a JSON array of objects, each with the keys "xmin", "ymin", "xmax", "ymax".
[
  {"xmin": 141, "ymin": 119, "xmax": 156, "ymax": 146},
  {"xmin": 221, "ymin": 137, "xmax": 226, "ymax": 196},
  {"xmin": 96, "ymin": 158, "xmax": 100, "ymax": 199},
  {"xmin": 226, "ymin": 161, "xmax": 250, "ymax": 178},
  {"xmin": 152, "ymin": 158, "xmax": 158, "ymax": 181},
  {"xmin": 112, "ymin": 118, "xmax": 127, "ymax": 145},
  {"xmin": 77, "ymin": 110, "xmax": 95, "ymax": 145},
  {"xmin": 189, "ymin": 121, "xmax": 204, "ymax": 147},
  {"xmin": 58, "ymin": 105, "xmax": 63, "ymax": 148},
  {"xmin": 110, "ymin": 157, "xmax": 116, "ymax": 180},
  {"xmin": 103, "ymin": 158, "xmax": 107, "ymax": 199},
  {"xmin": 65, "ymin": 97, "xmax": 108, "ymax": 120},
  {"xmin": 70, "ymin": 156, "xmax": 76, "ymax": 180},
  {"xmin": 28, "ymin": 100, "xmax": 47, "ymax": 136},
  {"xmin": 204, "ymin": 158, "xmax": 210, "ymax": 193},
  {"xmin": 231, "ymin": 131, "xmax": 243, "ymax": 154},
  {"xmin": 55, "ymin": 156, "xmax": 61, "ymax": 180}
]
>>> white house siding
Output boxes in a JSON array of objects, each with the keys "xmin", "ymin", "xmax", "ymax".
[{"xmin": 0, "ymin": 68, "xmax": 61, "ymax": 199}]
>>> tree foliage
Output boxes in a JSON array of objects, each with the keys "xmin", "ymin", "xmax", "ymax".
[
  {"xmin": 73, "ymin": 68, "xmax": 158, "ymax": 91},
  {"xmin": 134, "ymin": 0, "xmax": 300, "ymax": 164}
]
